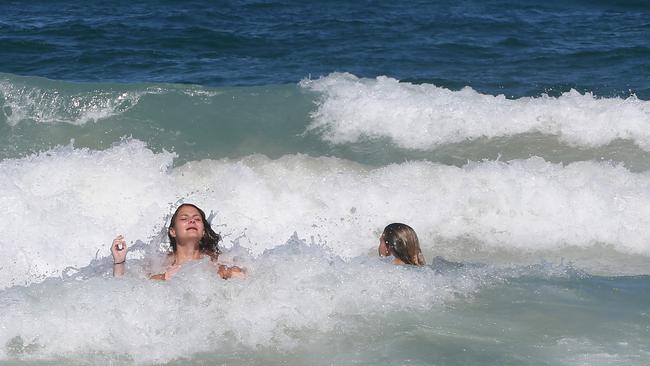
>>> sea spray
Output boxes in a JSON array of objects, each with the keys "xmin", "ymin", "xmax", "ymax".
[
  {"xmin": 2, "ymin": 139, "xmax": 650, "ymax": 289},
  {"xmin": 0, "ymin": 240, "xmax": 489, "ymax": 364}
]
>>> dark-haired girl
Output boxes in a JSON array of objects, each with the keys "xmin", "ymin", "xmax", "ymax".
[{"xmin": 111, "ymin": 203, "xmax": 244, "ymax": 280}]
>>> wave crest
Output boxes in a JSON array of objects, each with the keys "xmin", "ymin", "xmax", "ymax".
[
  {"xmin": 301, "ymin": 73, "xmax": 650, "ymax": 150},
  {"xmin": 0, "ymin": 76, "xmax": 148, "ymax": 126}
]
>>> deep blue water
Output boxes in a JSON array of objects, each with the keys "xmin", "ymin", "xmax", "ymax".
[{"xmin": 1, "ymin": 0, "xmax": 649, "ymax": 97}]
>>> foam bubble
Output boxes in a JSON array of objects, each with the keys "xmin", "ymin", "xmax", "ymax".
[{"xmin": 301, "ymin": 73, "xmax": 650, "ymax": 150}]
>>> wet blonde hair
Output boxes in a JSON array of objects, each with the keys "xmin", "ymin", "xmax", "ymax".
[{"xmin": 382, "ymin": 223, "xmax": 426, "ymax": 266}]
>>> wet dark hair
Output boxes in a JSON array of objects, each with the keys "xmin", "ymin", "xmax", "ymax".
[
  {"xmin": 168, "ymin": 203, "xmax": 221, "ymax": 256},
  {"xmin": 382, "ymin": 223, "xmax": 426, "ymax": 266}
]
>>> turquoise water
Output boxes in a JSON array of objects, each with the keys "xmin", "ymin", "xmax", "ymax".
[{"xmin": 1, "ymin": 1, "xmax": 649, "ymax": 365}]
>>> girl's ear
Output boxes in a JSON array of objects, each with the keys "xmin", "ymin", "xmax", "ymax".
[{"xmin": 169, "ymin": 228, "xmax": 176, "ymax": 238}]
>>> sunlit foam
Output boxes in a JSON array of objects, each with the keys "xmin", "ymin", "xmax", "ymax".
[
  {"xmin": 301, "ymin": 73, "xmax": 650, "ymax": 150},
  {"xmin": 0, "ymin": 239, "xmax": 489, "ymax": 364},
  {"xmin": 2, "ymin": 139, "xmax": 650, "ymax": 289}
]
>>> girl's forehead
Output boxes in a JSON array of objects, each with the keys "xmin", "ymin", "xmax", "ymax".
[{"xmin": 177, "ymin": 205, "xmax": 201, "ymax": 216}]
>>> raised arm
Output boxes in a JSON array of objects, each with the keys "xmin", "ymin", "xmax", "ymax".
[{"xmin": 111, "ymin": 235, "xmax": 128, "ymax": 276}]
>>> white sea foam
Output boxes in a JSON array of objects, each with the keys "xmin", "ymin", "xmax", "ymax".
[
  {"xmin": 0, "ymin": 140, "xmax": 177, "ymax": 288},
  {"xmin": 0, "ymin": 242, "xmax": 477, "ymax": 364},
  {"xmin": 301, "ymin": 73, "xmax": 650, "ymax": 150},
  {"xmin": 1, "ymin": 139, "xmax": 650, "ymax": 289}
]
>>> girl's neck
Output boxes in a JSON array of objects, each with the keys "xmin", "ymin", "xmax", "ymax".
[
  {"xmin": 388, "ymin": 250, "xmax": 405, "ymax": 265},
  {"xmin": 173, "ymin": 241, "xmax": 202, "ymax": 265}
]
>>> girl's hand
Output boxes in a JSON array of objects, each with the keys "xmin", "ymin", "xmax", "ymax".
[{"xmin": 111, "ymin": 235, "xmax": 128, "ymax": 264}]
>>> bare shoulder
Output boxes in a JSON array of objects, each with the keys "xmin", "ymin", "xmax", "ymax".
[
  {"xmin": 207, "ymin": 251, "xmax": 243, "ymax": 277},
  {"xmin": 217, "ymin": 264, "xmax": 246, "ymax": 279}
]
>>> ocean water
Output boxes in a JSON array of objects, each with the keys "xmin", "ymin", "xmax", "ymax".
[{"xmin": 1, "ymin": 1, "xmax": 650, "ymax": 365}]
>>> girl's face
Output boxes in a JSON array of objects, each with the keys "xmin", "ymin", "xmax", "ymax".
[{"xmin": 169, "ymin": 205, "xmax": 205, "ymax": 244}]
